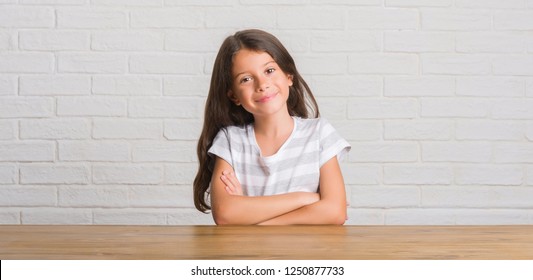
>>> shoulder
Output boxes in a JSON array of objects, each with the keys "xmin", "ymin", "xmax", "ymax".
[{"xmin": 295, "ymin": 117, "xmax": 332, "ymax": 132}]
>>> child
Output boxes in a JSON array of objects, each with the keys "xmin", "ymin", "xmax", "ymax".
[{"xmin": 193, "ymin": 29, "xmax": 351, "ymax": 225}]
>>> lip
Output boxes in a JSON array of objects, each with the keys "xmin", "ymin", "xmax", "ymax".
[{"xmin": 256, "ymin": 92, "xmax": 278, "ymax": 103}]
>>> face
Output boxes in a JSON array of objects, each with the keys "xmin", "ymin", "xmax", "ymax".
[{"xmin": 228, "ymin": 49, "xmax": 293, "ymax": 118}]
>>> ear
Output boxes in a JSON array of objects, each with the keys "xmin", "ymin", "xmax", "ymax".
[
  {"xmin": 227, "ymin": 90, "xmax": 241, "ymax": 106},
  {"xmin": 287, "ymin": 74, "xmax": 293, "ymax": 87}
]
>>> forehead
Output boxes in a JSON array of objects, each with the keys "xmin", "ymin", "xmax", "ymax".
[{"xmin": 231, "ymin": 49, "xmax": 275, "ymax": 74}]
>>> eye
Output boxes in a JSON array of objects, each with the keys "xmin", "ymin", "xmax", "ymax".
[
  {"xmin": 240, "ymin": 76, "xmax": 252, "ymax": 84},
  {"xmin": 266, "ymin": 68, "xmax": 276, "ymax": 74}
]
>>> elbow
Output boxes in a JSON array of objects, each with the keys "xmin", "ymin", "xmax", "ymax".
[{"xmin": 323, "ymin": 202, "xmax": 347, "ymax": 225}]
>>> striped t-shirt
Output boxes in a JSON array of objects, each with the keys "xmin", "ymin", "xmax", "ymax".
[{"xmin": 208, "ymin": 117, "xmax": 351, "ymax": 197}]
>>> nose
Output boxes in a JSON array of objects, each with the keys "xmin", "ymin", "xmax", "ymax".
[{"xmin": 255, "ymin": 75, "xmax": 270, "ymax": 92}]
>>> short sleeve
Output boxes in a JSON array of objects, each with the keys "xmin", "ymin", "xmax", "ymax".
[
  {"xmin": 318, "ymin": 118, "xmax": 351, "ymax": 167},
  {"xmin": 208, "ymin": 128, "xmax": 234, "ymax": 168}
]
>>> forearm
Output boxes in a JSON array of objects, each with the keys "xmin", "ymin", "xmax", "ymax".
[
  {"xmin": 212, "ymin": 191, "xmax": 318, "ymax": 225},
  {"xmin": 258, "ymin": 198, "xmax": 347, "ymax": 225}
]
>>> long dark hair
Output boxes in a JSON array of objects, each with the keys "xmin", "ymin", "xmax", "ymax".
[{"xmin": 193, "ymin": 29, "xmax": 319, "ymax": 213}]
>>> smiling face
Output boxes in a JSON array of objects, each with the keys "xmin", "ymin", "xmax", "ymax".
[{"xmin": 228, "ymin": 49, "xmax": 293, "ymax": 119}]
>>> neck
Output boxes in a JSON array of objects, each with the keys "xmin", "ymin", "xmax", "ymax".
[{"xmin": 253, "ymin": 110, "xmax": 294, "ymax": 138}]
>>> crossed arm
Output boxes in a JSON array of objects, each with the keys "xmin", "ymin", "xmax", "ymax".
[{"xmin": 210, "ymin": 156, "xmax": 347, "ymax": 225}]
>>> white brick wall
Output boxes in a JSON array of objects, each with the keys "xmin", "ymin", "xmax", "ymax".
[{"xmin": 1, "ymin": 1, "xmax": 533, "ymax": 225}]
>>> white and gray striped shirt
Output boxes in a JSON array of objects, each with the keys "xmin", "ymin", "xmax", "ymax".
[{"xmin": 208, "ymin": 117, "xmax": 351, "ymax": 197}]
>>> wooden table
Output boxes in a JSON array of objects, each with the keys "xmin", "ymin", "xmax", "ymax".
[{"xmin": 1, "ymin": 225, "xmax": 532, "ymax": 259}]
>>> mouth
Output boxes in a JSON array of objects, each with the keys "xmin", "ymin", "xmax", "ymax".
[{"xmin": 256, "ymin": 92, "xmax": 278, "ymax": 103}]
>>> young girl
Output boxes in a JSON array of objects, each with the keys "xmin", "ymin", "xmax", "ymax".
[{"xmin": 193, "ymin": 29, "xmax": 351, "ymax": 225}]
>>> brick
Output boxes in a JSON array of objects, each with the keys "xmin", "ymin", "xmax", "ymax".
[
  {"xmin": 347, "ymin": 8, "xmax": 419, "ymax": 30},
  {"xmin": 20, "ymin": 164, "xmax": 90, "ymax": 185},
  {"xmin": 495, "ymin": 11, "xmax": 533, "ymax": 30},
  {"xmin": 384, "ymin": 120, "xmax": 452, "ymax": 140},
  {"xmin": 455, "ymin": 210, "xmax": 531, "ymax": 225},
  {"xmin": 91, "ymin": 0, "xmax": 162, "ymax": 6},
  {"xmin": 422, "ymin": 142, "xmax": 491, "ymax": 163},
  {"xmin": 420, "ymin": 98, "xmax": 489, "ymax": 118},
  {"xmin": 492, "ymin": 99, "xmax": 533, "ymax": 119},
  {"xmin": 59, "ymin": 140, "xmax": 130, "ymax": 162},
  {"xmin": 92, "ymin": 30, "xmax": 163, "ymax": 51},
  {"xmin": 385, "ymin": 76, "xmax": 454, "ymax": 97},
  {"xmin": 349, "ymin": 54, "xmax": 418, "ymax": 74},
  {"xmin": 164, "ymin": 119, "xmax": 202, "ymax": 140},
  {"xmin": 129, "ymin": 185, "xmax": 192, "ymax": 207},
  {"xmin": 349, "ymin": 142, "xmax": 419, "ymax": 163},
  {"xmin": 0, "ymin": 7, "xmax": 54, "ymax": 28},
  {"xmin": 309, "ymin": 76, "xmax": 382, "ymax": 97},
  {"xmin": 421, "ymin": 9, "xmax": 491, "ymax": 30},
  {"xmin": 165, "ymin": 163, "xmax": 197, "ymax": 185},
  {"xmin": 21, "ymin": 0, "xmax": 86, "ymax": 4},
  {"xmin": 493, "ymin": 55, "xmax": 533, "ymax": 76},
  {"xmin": 130, "ymin": 8, "xmax": 203, "ymax": 28},
  {"xmin": 421, "ymin": 186, "xmax": 533, "ymax": 208},
  {"xmin": 93, "ymin": 209, "xmax": 167, "ymax": 225},
  {"xmin": 0, "ymin": 53, "xmax": 53, "ymax": 73},
  {"xmin": 57, "ymin": 8, "xmax": 127, "ymax": 29},
  {"xmin": 279, "ymin": 8, "xmax": 342, "ymax": 30},
  {"xmin": 309, "ymin": 0, "xmax": 381, "ymax": 5},
  {"xmin": 168, "ymin": 209, "xmax": 216, "ymax": 225},
  {"xmin": 421, "ymin": 54, "xmax": 491, "ymax": 75},
  {"xmin": 455, "ymin": 0, "xmax": 526, "ymax": 9},
  {"xmin": 331, "ymin": 120, "xmax": 382, "ymax": 141},
  {"xmin": 0, "ymin": 186, "xmax": 56, "ymax": 206},
  {"xmin": 345, "ymin": 208, "xmax": 384, "ymax": 226},
  {"xmin": 385, "ymin": 164, "xmax": 452, "ymax": 185},
  {"xmin": 456, "ymin": 120, "xmax": 524, "ymax": 141},
  {"xmin": 341, "ymin": 164, "xmax": 381, "ymax": 185},
  {"xmin": 19, "ymin": 30, "xmax": 89, "ymax": 51},
  {"xmin": 164, "ymin": 76, "xmax": 209, "ymax": 97},
  {"xmin": 351, "ymin": 185, "xmax": 420, "ymax": 208},
  {"xmin": 0, "ymin": 121, "xmax": 15, "ymax": 140},
  {"xmin": 129, "ymin": 54, "xmax": 202, "ymax": 74},
  {"xmin": 311, "ymin": 31, "xmax": 381, "ymax": 52},
  {"xmin": 348, "ymin": 98, "xmax": 418, "ymax": 119},
  {"xmin": 455, "ymin": 165, "xmax": 523, "ymax": 186},
  {"xmin": 494, "ymin": 143, "xmax": 533, "ymax": 163},
  {"xmin": 128, "ymin": 97, "xmax": 202, "ymax": 118},
  {"xmin": 316, "ymin": 97, "xmax": 347, "ymax": 120},
  {"xmin": 293, "ymin": 54, "xmax": 348, "ymax": 75},
  {"xmin": 93, "ymin": 164, "xmax": 163, "ymax": 185},
  {"xmin": 20, "ymin": 119, "xmax": 90, "ymax": 140},
  {"xmin": 132, "ymin": 141, "xmax": 196, "ymax": 163},
  {"xmin": 384, "ymin": 31, "xmax": 454, "ymax": 52},
  {"xmin": 0, "ymin": 164, "xmax": 16, "ymax": 184},
  {"xmin": 456, "ymin": 77, "xmax": 524, "ymax": 97},
  {"xmin": 0, "ymin": 210, "xmax": 20, "ymax": 225},
  {"xmin": 0, "ymin": 142, "xmax": 55, "ymax": 162},
  {"xmin": 0, "ymin": 76, "xmax": 16, "ymax": 96},
  {"xmin": 527, "ymin": 166, "xmax": 533, "ymax": 186},
  {"xmin": 22, "ymin": 208, "xmax": 92, "ymax": 225},
  {"xmin": 528, "ymin": 123, "xmax": 533, "ymax": 141},
  {"xmin": 93, "ymin": 76, "xmax": 162, "ymax": 96},
  {"xmin": 386, "ymin": 209, "xmax": 456, "ymax": 225},
  {"xmin": 93, "ymin": 118, "xmax": 162, "ymax": 139},
  {"xmin": 456, "ymin": 32, "xmax": 525, "ymax": 53},
  {"xmin": 59, "ymin": 185, "xmax": 129, "ymax": 208},
  {"xmin": 166, "ymin": 30, "xmax": 229, "ymax": 52},
  {"xmin": 0, "ymin": 97, "xmax": 53, "ymax": 118},
  {"xmin": 20, "ymin": 75, "xmax": 91, "ymax": 96},
  {"xmin": 58, "ymin": 53, "xmax": 127, "ymax": 74},
  {"xmin": 57, "ymin": 97, "xmax": 126, "ymax": 117},
  {"xmin": 386, "ymin": 0, "xmax": 452, "ymax": 7}
]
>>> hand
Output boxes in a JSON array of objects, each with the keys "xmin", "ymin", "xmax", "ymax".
[{"xmin": 220, "ymin": 170, "xmax": 243, "ymax": 196}]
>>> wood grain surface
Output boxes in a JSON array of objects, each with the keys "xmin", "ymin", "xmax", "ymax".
[{"xmin": 1, "ymin": 225, "xmax": 532, "ymax": 260}]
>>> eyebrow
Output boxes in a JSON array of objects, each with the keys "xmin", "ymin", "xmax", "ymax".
[{"xmin": 234, "ymin": 60, "xmax": 276, "ymax": 79}]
